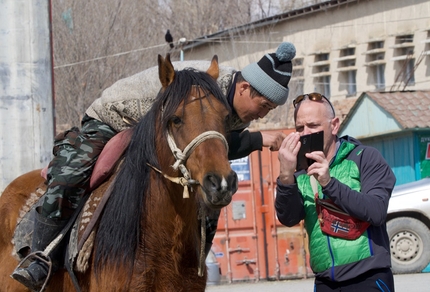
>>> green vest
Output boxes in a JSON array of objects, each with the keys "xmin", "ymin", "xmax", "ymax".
[{"xmin": 296, "ymin": 141, "xmax": 372, "ymax": 273}]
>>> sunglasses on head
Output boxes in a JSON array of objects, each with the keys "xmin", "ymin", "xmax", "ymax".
[{"xmin": 293, "ymin": 93, "xmax": 335, "ymax": 116}]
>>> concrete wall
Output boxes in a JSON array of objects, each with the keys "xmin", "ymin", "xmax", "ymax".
[{"xmin": 0, "ymin": 0, "xmax": 54, "ymax": 194}]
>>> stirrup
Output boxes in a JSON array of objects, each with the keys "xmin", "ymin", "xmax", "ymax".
[{"xmin": 12, "ymin": 251, "xmax": 53, "ymax": 292}]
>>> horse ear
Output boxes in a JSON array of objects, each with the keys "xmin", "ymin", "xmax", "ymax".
[
  {"xmin": 158, "ymin": 53, "xmax": 175, "ymax": 88},
  {"xmin": 206, "ymin": 55, "xmax": 219, "ymax": 80}
]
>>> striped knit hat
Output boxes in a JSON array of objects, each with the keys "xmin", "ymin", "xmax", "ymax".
[{"xmin": 241, "ymin": 42, "xmax": 296, "ymax": 105}]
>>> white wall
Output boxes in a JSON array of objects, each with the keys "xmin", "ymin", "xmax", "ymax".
[{"xmin": 0, "ymin": 0, "xmax": 54, "ymax": 194}]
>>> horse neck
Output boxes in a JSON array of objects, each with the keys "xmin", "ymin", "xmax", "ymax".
[
  {"xmin": 143, "ymin": 128, "xmax": 203, "ymax": 256},
  {"xmin": 154, "ymin": 139, "xmax": 201, "ymax": 227},
  {"xmin": 144, "ymin": 173, "xmax": 201, "ymax": 245}
]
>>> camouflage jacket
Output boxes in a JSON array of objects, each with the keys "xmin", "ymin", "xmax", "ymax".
[{"xmin": 85, "ymin": 60, "xmax": 247, "ymax": 133}]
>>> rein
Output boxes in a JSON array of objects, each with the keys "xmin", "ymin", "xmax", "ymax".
[{"xmin": 146, "ymin": 163, "xmax": 198, "ymax": 199}]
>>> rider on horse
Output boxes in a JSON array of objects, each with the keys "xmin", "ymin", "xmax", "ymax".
[{"xmin": 12, "ymin": 42, "xmax": 296, "ymax": 291}]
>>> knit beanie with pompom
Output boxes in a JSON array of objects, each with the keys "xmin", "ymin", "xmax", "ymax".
[{"xmin": 241, "ymin": 42, "xmax": 296, "ymax": 105}]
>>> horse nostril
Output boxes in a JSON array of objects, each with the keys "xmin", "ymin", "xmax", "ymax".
[
  {"xmin": 204, "ymin": 174, "xmax": 220, "ymax": 191},
  {"xmin": 229, "ymin": 171, "xmax": 238, "ymax": 193},
  {"xmin": 203, "ymin": 172, "xmax": 238, "ymax": 194}
]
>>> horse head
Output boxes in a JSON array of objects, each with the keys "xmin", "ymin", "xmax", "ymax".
[{"xmin": 157, "ymin": 54, "xmax": 238, "ymax": 210}]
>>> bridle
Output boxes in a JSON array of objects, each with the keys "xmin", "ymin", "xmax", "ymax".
[
  {"xmin": 148, "ymin": 87, "xmax": 229, "ymax": 199},
  {"xmin": 146, "ymin": 130, "xmax": 228, "ymax": 199}
]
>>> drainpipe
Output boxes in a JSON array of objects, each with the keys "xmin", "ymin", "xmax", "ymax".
[
  {"xmin": 258, "ymin": 151, "xmax": 269, "ymax": 279},
  {"xmin": 224, "ymin": 207, "xmax": 232, "ymax": 283},
  {"xmin": 268, "ymin": 151, "xmax": 280, "ymax": 280},
  {"xmin": 249, "ymin": 156, "xmax": 260, "ymax": 281}
]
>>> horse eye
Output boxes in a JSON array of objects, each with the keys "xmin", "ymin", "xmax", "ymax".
[{"xmin": 171, "ymin": 116, "xmax": 182, "ymax": 125}]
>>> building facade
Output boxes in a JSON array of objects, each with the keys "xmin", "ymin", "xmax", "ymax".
[{"xmin": 181, "ymin": 0, "xmax": 430, "ymax": 129}]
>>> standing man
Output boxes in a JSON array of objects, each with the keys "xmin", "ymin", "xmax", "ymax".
[
  {"xmin": 275, "ymin": 93, "xmax": 396, "ymax": 291},
  {"xmin": 12, "ymin": 42, "xmax": 297, "ymax": 291}
]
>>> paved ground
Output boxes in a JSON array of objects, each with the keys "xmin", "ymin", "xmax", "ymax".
[{"xmin": 206, "ymin": 272, "xmax": 430, "ymax": 291}]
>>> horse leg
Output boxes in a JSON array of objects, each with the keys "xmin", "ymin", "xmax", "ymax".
[
  {"xmin": 11, "ymin": 207, "xmax": 68, "ymax": 291},
  {"xmin": 0, "ymin": 170, "xmax": 45, "ymax": 291},
  {"xmin": 0, "ymin": 243, "xmax": 30, "ymax": 292}
]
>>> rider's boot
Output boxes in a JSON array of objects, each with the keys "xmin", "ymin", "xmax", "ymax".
[{"xmin": 11, "ymin": 207, "xmax": 67, "ymax": 291}]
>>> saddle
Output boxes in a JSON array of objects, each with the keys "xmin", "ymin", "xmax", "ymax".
[{"xmin": 12, "ymin": 128, "xmax": 133, "ymax": 274}]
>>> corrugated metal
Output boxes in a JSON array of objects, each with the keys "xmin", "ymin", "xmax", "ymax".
[
  {"xmin": 362, "ymin": 132, "xmax": 416, "ymax": 186},
  {"xmin": 0, "ymin": 0, "xmax": 54, "ymax": 194},
  {"xmin": 213, "ymin": 129, "xmax": 312, "ymax": 283}
]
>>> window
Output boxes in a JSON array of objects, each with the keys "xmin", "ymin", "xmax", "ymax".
[
  {"xmin": 391, "ymin": 34, "xmax": 415, "ymax": 86},
  {"xmin": 321, "ymin": 75, "xmax": 331, "ymax": 98},
  {"xmin": 375, "ymin": 55, "xmax": 386, "ymax": 89},
  {"xmin": 315, "ymin": 66, "xmax": 331, "ymax": 97},
  {"xmin": 291, "ymin": 57, "xmax": 304, "ymax": 95},
  {"xmin": 363, "ymin": 40, "xmax": 386, "ymax": 90},
  {"xmin": 336, "ymin": 47, "xmax": 356, "ymax": 96},
  {"xmin": 310, "ymin": 52, "xmax": 330, "ymax": 97},
  {"xmin": 404, "ymin": 48, "xmax": 415, "ymax": 84},
  {"xmin": 346, "ymin": 64, "xmax": 357, "ymax": 95},
  {"xmin": 424, "ymin": 31, "xmax": 430, "ymax": 55},
  {"xmin": 316, "ymin": 53, "xmax": 329, "ymax": 63}
]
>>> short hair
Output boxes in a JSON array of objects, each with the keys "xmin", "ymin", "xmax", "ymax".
[{"xmin": 236, "ymin": 72, "xmax": 263, "ymax": 98}]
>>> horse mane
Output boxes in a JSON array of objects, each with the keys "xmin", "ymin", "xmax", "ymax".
[{"xmin": 93, "ymin": 68, "xmax": 230, "ymax": 277}]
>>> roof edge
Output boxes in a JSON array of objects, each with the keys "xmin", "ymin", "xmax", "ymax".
[{"xmin": 183, "ymin": 0, "xmax": 362, "ymax": 51}]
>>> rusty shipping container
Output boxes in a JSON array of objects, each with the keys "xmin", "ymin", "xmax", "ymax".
[{"xmin": 212, "ymin": 129, "xmax": 313, "ymax": 283}]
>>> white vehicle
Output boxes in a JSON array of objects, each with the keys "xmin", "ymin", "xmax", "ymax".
[{"xmin": 387, "ymin": 178, "xmax": 430, "ymax": 274}]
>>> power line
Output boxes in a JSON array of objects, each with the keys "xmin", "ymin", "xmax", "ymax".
[
  {"xmin": 53, "ymin": 16, "xmax": 430, "ymax": 69},
  {"xmin": 53, "ymin": 43, "xmax": 165, "ymax": 69}
]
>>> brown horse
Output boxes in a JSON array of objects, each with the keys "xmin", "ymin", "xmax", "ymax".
[{"xmin": 0, "ymin": 54, "xmax": 238, "ymax": 291}]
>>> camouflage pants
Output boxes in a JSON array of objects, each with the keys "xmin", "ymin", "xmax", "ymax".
[{"xmin": 41, "ymin": 115, "xmax": 117, "ymax": 220}]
